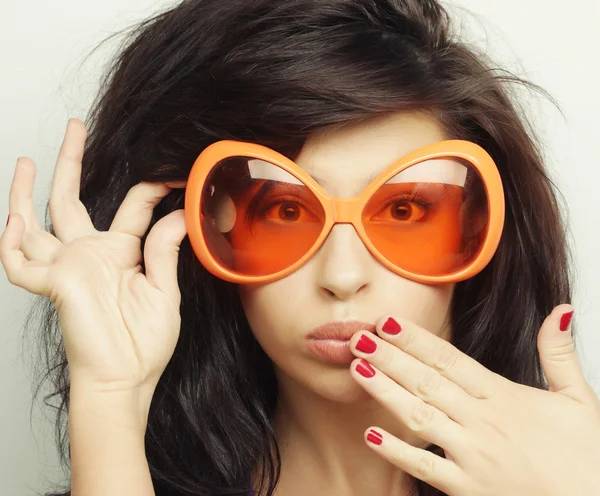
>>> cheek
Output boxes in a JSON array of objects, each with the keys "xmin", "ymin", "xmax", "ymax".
[
  {"xmin": 238, "ymin": 277, "xmax": 306, "ymax": 357},
  {"xmin": 379, "ymin": 275, "xmax": 454, "ymax": 339},
  {"xmin": 405, "ymin": 282, "xmax": 454, "ymax": 339}
]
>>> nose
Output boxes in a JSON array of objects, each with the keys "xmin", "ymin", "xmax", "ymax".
[{"xmin": 314, "ymin": 223, "xmax": 373, "ymax": 301}]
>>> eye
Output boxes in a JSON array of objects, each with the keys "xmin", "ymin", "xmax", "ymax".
[
  {"xmin": 260, "ymin": 198, "xmax": 319, "ymax": 223},
  {"xmin": 370, "ymin": 198, "xmax": 430, "ymax": 223},
  {"xmin": 278, "ymin": 202, "xmax": 300, "ymax": 220},
  {"xmin": 391, "ymin": 200, "xmax": 427, "ymax": 221}
]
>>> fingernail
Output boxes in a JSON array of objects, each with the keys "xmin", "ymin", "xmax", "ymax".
[
  {"xmin": 356, "ymin": 359, "xmax": 376, "ymax": 378},
  {"xmin": 559, "ymin": 310, "xmax": 574, "ymax": 332},
  {"xmin": 356, "ymin": 334, "xmax": 377, "ymax": 354},
  {"xmin": 6, "ymin": 214, "xmax": 10, "ymax": 227},
  {"xmin": 367, "ymin": 429, "xmax": 383, "ymax": 445},
  {"xmin": 382, "ymin": 317, "xmax": 402, "ymax": 335}
]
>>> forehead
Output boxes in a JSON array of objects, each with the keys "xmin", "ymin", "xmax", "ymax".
[{"xmin": 294, "ymin": 111, "xmax": 449, "ymax": 196}]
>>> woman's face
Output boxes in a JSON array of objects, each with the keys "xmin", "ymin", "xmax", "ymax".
[{"xmin": 239, "ymin": 111, "xmax": 454, "ymax": 402}]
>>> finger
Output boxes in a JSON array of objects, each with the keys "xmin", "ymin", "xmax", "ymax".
[
  {"xmin": 143, "ymin": 209, "xmax": 187, "ymax": 305},
  {"xmin": 0, "ymin": 213, "xmax": 51, "ymax": 296},
  {"xmin": 364, "ymin": 426, "xmax": 466, "ymax": 495},
  {"xmin": 165, "ymin": 181, "xmax": 187, "ymax": 188},
  {"xmin": 537, "ymin": 304, "xmax": 594, "ymax": 402},
  {"xmin": 9, "ymin": 157, "xmax": 41, "ymax": 229},
  {"xmin": 350, "ymin": 332, "xmax": 479, "ymax": 425},
  {"xmin": 350, "ymin": 358, "xmax": 465, "ymax": 454},
  {"xmin": 108, "ymin": 182, "xmax": 173, "ymax": 238},
  {"xmin": 376, "ymin": 315, "xmax": 503, "ymax": 399},
  {"xmin": 8, "ymin": 157, "xmax": 61, "ymax": 263},
  {"xmin": 49, "ymin": 118, "xmax": 96, "ymax": 242}
]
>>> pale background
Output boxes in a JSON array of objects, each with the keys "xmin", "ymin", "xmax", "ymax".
[{"xmin": 1, "ymin": 0, "xmax": 599, "ymax": 494}]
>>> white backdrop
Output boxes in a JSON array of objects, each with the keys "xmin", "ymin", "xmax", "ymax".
[{"xmin": 1, "ymin": 0, "xmax": 599, "ymax": 494}]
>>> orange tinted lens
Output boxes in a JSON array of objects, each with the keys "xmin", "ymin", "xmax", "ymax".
[
  {"xmin": 363, "ymin": 158, "xmax": 489, "ymax": 277},
  {"xmin": 200, "ymin": 156, "xmax": 326, "ymax": 277}
]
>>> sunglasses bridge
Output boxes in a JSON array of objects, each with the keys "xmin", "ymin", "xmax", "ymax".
[{"xmin": 331, "ymin": 198, "xmax": 360, "ymax": 223}]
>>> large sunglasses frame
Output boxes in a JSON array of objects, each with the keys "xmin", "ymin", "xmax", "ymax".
[{"xmin": 184, "ymin": 139, "xmax": 505, "ymax": 285}]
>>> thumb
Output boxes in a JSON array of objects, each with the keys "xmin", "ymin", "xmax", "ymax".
[
  {"xmin": 537, "ymin": 304, "xmax": 589, "ymax": 400},
  {"xmin": 143, "ymin": 209, "xmax": 188, "ymax": 304}
]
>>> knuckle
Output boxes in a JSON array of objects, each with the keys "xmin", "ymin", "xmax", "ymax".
[
  {"xmin": 378, "ymin": 347, "xmax": 396, "ymax": 371},
  {"xmin": 417, "ymin": 367, "xmax": 442, "ymax": 400},
  {"xmin": 544, "ymin": 341, "xmax": 576, "ymax": 362},
  {"xmin": 133, "ymin": 184, "xmax": 169, "ymax": 209},
  {"xmin": 408, "ymin": 399, "xmax": 435, "ymax": 432},
  {"xmin": 4, "ymin": 268, "xmax": 23, "ymax": 289},
  {"xmin": 377, "ymin": 383, "xmax": 397, "ymax": 406},
  {"xmin": 402, "ymin": 327, "xmax": 418, "ymax": 350},
  {"xmin": 433, "ymin": 343, "xmax": 460, "ymax": 374},
  {"xmin": 3, "ymin": 267, "xmax": 15, "ymax": 284},
  {"xmin": 415, "ymin": 452, "xmax": 436, "ymax": 480}
]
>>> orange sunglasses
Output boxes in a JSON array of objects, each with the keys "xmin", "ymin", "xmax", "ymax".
[{"xmin": 184, "ymin": 140, "xmax": 505, "ymax": 285}]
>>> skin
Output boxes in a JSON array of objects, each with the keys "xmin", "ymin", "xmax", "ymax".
[
  {"xmin": 4, "ymin": 117, "xmax": 599, "ymax": 496},
  {"xmin": 238, "ymin": 112, "xmax": 600, "ymax": 496},
  {"xmin": 240, "ymin": 111, "xmax": 455, "ymax": 495}
]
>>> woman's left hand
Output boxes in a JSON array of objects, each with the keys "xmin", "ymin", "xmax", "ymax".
[{"xmin": 349, "ymin": 304, "xmax": 600, "ymax": 495}]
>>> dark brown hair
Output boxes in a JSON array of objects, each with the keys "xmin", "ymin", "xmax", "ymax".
[{"xmin": 28, "ymin": 1, "xmax": 573, "ymax": 495}]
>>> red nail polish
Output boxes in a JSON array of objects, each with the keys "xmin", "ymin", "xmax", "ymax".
[
  {"xmin": 356, "ymin": 359, "xmax": 376, "ymax": 378},
  {"xmin": 367, "ymin": 429, "xmax": 383, "ymax": 445},
  {"xmin": 5, "ymin": 215, "xmax": 9, "ymax": 227},
  {"xmin": 382, "ymin": 317, "xmax": 402, "ymax": 335},
  {"xmin": 560, "ymin": 311, "xmax": 574, "ymax": 331},
  {"xmin": 356, "ymin": 334, "xmax": 377, "ymax": 354}
]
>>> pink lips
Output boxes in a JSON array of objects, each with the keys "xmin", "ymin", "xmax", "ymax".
[{"xmin": 305, "ymin": 320, "xmax": 376, "ymax": 364}]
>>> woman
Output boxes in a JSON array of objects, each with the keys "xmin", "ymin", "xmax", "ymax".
[{"xmin": 2, "ymin": 0, "xmax": 599, "ymax": 495}]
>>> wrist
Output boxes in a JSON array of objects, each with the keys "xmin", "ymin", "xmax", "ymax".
[{"xmin": 69, "ymin": 383, "xmax": 155, "ymax": 431}]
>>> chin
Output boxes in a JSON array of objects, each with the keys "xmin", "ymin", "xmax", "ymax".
[
  {"xmin": 276, "ymin": 357, "xmax": 376, "ymax": 404},
  {"xmin": 314, "ymin": 378, "xmax": 374, "ymax": 404}
]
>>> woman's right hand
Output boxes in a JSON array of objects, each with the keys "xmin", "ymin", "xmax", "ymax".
[{"xmin": 0, "ymin": 118, "xmax": 189, "ymax": 400}]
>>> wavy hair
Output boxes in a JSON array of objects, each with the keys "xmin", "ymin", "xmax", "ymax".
[{"xmin": 27, "ymin": 1, "xmax": 573, "ymax": 495}]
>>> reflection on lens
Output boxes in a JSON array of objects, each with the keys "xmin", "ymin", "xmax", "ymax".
[
  {"xmin": 201, "ymin": 157, "xmax": 326, "ymax": 276},
  {"xmin": 362, "ymin": 158, "xmax": 489, "ymax": 276}
]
